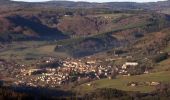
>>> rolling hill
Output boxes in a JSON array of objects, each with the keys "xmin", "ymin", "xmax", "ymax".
[
  {"xmin": 55, "ymin": 12, "xmax": 170, "ymax": 57},
  {"xmin": 1, "ymin": 0, "xmax": 170, "ymax": 57},
  {"xmin": 1, "ymin": 0, "xmax": 170, "ymax": 11}
]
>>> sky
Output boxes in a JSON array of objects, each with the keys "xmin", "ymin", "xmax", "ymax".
[{"xmin": 12, "ymin": 0, "xmax": 167, "ymax": 3}]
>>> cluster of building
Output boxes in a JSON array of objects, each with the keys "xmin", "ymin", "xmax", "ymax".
[
  {"xmin": 119, "ymin": 62, "xmax": 139, "ymax": 76},
  {"xmin": 0, "ymin": 56, "xmax": 150, "ymax": 88},
  {"xmin": 13, "ymin": 58, "xmax": 118, "ymax": 87},
  {"xmin": 128, "ymin": 81, "xmax": 161, "ymax": 87}
]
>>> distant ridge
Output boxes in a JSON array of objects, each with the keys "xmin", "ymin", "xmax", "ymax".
[{"xmin": 1, "ymin": 0, "xmax": 170, "ymax": 11}]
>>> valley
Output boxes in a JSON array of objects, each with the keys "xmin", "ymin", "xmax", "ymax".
[{"xmin": 1, "ymin": 0, "xmax": 170, "ymax": 99}]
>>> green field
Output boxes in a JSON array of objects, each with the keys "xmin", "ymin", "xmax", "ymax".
[
  {"xmin": 0, "ymin": 41, "xmax": 70, "ymax": 64},
  {"xmin": 153, "ymin": 58, "xmax": 170, "ymax": 72},
  {"xmin": 75, "ymin": 71, "xmax": 170, "ymax": 93}
]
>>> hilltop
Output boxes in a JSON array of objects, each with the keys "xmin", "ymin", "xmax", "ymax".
[{"xmin": 1, "ymin": 0, "xmax": 170, "ymax": 10}]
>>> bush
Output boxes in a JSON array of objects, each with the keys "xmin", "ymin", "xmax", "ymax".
[{"xmin": 152, "ymin": 53, "xmax": 168, "ymax": 63}]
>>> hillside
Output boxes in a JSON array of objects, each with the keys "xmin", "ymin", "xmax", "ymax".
[
  {"xmin": 57, "ymin": 15, "xmax": 113, "ymax": 36},
  {"xmin": 0, "ymin": 13, "xmax": 68, "ymax": 41},
  {"xmin": 0, "ymin": 5, "xmax": 170, "ymax": 57},
  {"xmin": 55, "ymin": 12, "xmax": 170, "ymax": 57}
]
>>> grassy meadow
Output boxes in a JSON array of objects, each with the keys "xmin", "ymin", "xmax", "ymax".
[
  {"xmin": 0, "ymin": 41, "xmax": 70, "ymax": 64},
  {"xmin": 75, "ymin": 71, "xmax": 170, "ymax": 93}
]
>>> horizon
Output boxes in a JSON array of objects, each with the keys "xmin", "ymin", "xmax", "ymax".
[{"xmin": 12, "ymin": 0, "xmax": 167, "ymax": 3}]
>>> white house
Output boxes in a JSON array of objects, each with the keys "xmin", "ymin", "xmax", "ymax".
[{"xmin": 125, "ymin": 62, "xmax": 138, "ymax": 66}]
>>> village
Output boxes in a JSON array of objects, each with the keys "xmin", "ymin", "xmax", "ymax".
[
  {"xmin": 12, "ymin": 57, "xmax": 118, "ymax": 88},
  {"xmin": 0, "ymin": 56, "xmax": 160, "ymax": 89}
]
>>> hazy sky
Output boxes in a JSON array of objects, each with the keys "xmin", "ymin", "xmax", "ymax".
[{"xmin": 13, "ymin": 0, "xmax": 167, "ymax": 3}]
